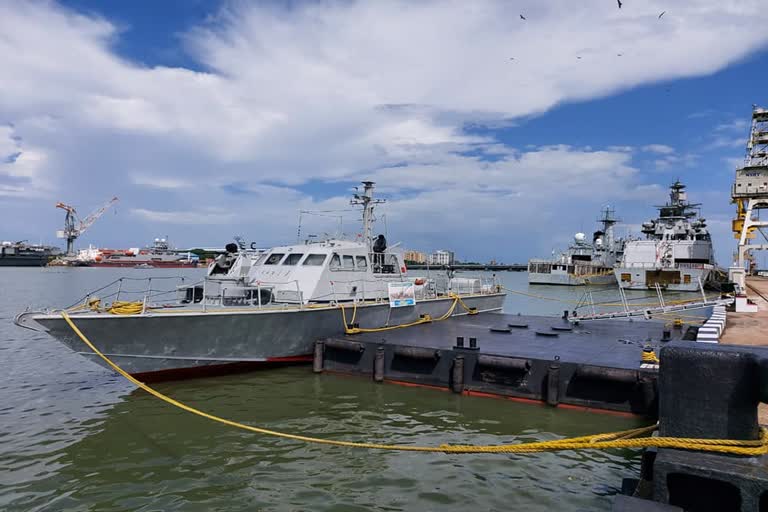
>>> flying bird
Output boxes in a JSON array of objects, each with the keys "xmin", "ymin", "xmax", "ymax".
[
  {"xmin": 617, "ymin": 0, "xmax": 622, "ymax": 8},
  {"xmin": 520, "ymin": 14, "xmax": 526, "ymax": 20},
  {"xmin": 576, "ymin": 56, "xmax": 582, "ymax": 59},
  {"xmin": 658, "ymin": 11, "xmax": 666, "ymax": 19},
  {"xmin": 617, "ymin": 53, "xmax": 623, "ymax": 57}
]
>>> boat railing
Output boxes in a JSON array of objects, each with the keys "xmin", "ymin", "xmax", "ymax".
[
  {"xmin": 63, "ymin": 272, "xmax": 500, "ymax": 315},
  {"xmin": 621, "ymin": 262, "xmax": 714, "ymax": 270},
  {"xmin": 63, "ymin": 276, "xmax": 195, "ymax": 312}
]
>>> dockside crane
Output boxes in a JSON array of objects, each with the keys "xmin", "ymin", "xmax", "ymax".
[{"xmin": 56, "ymin": 196, "xmax": 119, "ymax": 256}]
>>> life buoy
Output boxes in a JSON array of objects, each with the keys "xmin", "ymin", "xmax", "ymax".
[{"xmin": 414, "ymin": 278, "xmax": 425, "ymax": 285}]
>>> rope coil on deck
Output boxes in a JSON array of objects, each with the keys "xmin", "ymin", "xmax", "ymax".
[{"xmin": 61, "ymin": 311, "xmax": 768, "ymax": 456}]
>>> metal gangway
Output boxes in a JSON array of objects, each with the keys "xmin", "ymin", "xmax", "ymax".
[{"xmin": 570, "ymin": 278, "xmax": 731, "ymax": 323}]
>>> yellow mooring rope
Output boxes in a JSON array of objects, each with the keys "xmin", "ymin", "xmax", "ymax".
[
  {"xmin": 340, "ymin": 293, "xmax": 477, "ymax": 335},
  {"xmin": 60, "ymin": 311, "xmax": 768, "ymax": 456}
]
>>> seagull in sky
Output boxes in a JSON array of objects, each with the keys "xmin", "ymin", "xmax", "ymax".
[
  {"xmin": 658, "ymin": 11, "xmax": 666, "ymax": 19},
  {"xmin": 520, "ymin": 14, "xmax": 526, "ymax": 20}
]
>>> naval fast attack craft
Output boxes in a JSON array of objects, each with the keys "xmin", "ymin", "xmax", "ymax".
[{"xmin": 16, "ymin": 182, "xmax": 505, "ymax": 379}]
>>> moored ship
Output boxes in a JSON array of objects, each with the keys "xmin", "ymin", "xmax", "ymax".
[
  {"xmin": 0, "ymin": 241, "xmax": 61, "ymax": 267},
  {"xmin": 614, "ymin": 181, "xmax": 715, "ymax": 291},
  {"xmin": 77, "ymin": 238, "xmax": 199, "ymax": 268},
  {"xmin": 15, "ymin": 182, "xmax": 505, "ymax": 379},
  {"xmin": 528, "ymin": 207, "xmax": 624, "ymax": 286}
]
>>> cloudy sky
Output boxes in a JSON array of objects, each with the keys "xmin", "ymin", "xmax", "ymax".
[{"xmin": 1, "ymin": 0, "xmax": 767, "ymax": 264}]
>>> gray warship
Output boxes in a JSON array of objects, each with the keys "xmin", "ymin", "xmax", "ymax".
[
  {"xmin": 614, "ymin": 181, "xmax": 715, "ymax": 291},
  {"xmin": 15, "ymin": 182, "xmax": 505, "ymax": 379},
  {"xmin": 528, "ymin": 207, "xmax": 624, "ymax": 286}
]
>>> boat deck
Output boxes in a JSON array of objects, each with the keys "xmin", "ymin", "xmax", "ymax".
[{"xmin": 318, "ymin": 312, "xmax": 693, "ymax": 416}]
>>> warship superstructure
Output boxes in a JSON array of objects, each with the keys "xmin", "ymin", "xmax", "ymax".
[
  {"xmin": 614, "ymin": 181, "xmax": 715, "ymax": 291},
  {"xmin": 16, "ymin": 182, "xmax": 504, "ymax": 378},
  {"xmin": 528, "ymin": 207, "xmax": 624, "ymax": 286}
]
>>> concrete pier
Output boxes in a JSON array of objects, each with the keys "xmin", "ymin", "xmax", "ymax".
[{"xmin": 720, "ymin": 277, "xmax": 768, "ymax": 424}]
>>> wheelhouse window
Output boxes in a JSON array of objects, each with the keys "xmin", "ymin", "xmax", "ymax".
[
  {"xmin": 265, "ymin": 253, "xmax": 285, "ymax": 265},
  {"xmin": 283, "ymin": 253, "xmax": 304, "ymax": 265},
  {"xmin": 303, "ymin": 254, "xmax": 327, "ymax": 266},
  {"xmin": 330, "ymin": 253, "xmax": 341, "ymax": 269},
  {"xmin": 355, "ymin": 256, "xmax": 368, "ymax": 269},
  {"xmin": 342, "ymin": 255, "xmax": 355, "ymax": 269},
  {"xmin": 253, "ymin": 253, "xmax": 268, "ymax": 265}
]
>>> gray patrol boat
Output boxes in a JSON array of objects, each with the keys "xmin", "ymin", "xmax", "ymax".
[
  {"xmin": 528, "ymin": 207, "xmax": 624, "ymax": 286},
  {"xmin": 16, "ymin": 182, "xmax": 505, "ymax": 379}
]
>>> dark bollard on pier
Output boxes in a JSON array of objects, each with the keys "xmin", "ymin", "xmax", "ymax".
[{"xmin": 616, "ymin": 342, "xmax": 768, "ymax": 512}]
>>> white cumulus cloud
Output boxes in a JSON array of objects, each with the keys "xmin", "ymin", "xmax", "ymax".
[{"xmin": 0, "ymin": 0, "xmax": 766, "ymax": 259}]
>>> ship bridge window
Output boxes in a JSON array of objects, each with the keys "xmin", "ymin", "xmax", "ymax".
[
  {"xmin": 303, "ymin": 254, "xmax": 327, "ymax": 266},
  {"xmin": 265, "ymin": 253, "xmax": 285, "ymax": 265},
  {"xmin": 356, "ymin": 255, "xmax": 368, "ymax": 269},
  {"xmin": 342, "ymin": 255, "xmax": 355, "ymax": 269},
  {"xmin": 283, "ymin": 253, "xmax": 304, "ymax": 265},
  {"xmin": 253, "ymin": 253, "xmax": 268, "ymax": 265},
  {"xmin": 330, "ymin": 253, "xmax": 341, "ymax": 269}
]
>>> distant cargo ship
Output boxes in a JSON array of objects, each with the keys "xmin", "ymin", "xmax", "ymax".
[
  {"xmin": 77, "ymin": 238, "xmax": 199, "ymax": 268},
  {"xmin": 0, "ymin": 241, "xmax": 61, "ymax": 267}
]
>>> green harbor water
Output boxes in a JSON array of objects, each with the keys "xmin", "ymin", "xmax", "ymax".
[{"xmin": 0, "ymin": 267, "xmax": 671, "ymax": 511}]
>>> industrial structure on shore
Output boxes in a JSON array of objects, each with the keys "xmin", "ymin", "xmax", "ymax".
[{"xmin": 730, "ymin": 105, "xmax": 768, "ymax": 311}]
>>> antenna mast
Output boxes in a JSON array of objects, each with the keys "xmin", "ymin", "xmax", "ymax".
[{"xmin": 350, "ymin": 181, "xmax": 385, "ymax": 249}]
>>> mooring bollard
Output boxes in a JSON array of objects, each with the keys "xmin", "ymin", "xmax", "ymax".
[
  {"xmin": 373, "ymin": 346, "xmax": 385, "ymax": 382},
  {"xmin": 627, "ymin": 342, "xmax": 768, "ymax": 511},
  {"xmin": 547, "ymin": 356, "xmax": 561, "ymax": 406},
  {"xmin": 313, "ymin": 340, "xmax": 324, "ymax": 373},
  {"xmin": 451, "ymin": 355, "xmax": 465, "ymax": 394}
]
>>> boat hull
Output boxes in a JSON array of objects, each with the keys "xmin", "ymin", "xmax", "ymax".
[
  {"xmin": 0, "ymin": 255, "xmax": 50, "ymax": 267},
  {"xmin": 528, "ymin": 271, "xmax": 615, "ymax": 286},
  {"xmin": 88, "ymin": 261, "xmax": 198, "ymax": 268},
  {"xmin": 30, "ymin": 294, "xmax": 505, "ymax": 377},
  {"xmin": 614, "ymin": 266, "xmax": 712, "ymax": 292}
]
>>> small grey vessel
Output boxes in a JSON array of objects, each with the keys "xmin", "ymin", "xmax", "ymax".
[
  {"xmin": 16, "ymin": 182, "xmax": 505, "ymax": 379},
  {"xmin": 528, "ymin": 207, "xmax": 624, "ymax": 286}
]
